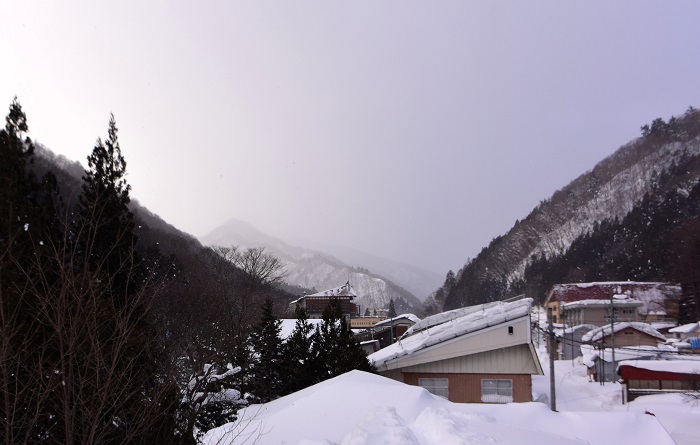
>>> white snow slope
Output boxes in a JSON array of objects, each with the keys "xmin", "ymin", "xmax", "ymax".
[{"xmin": 202, "ymin": 345, "xmax": 700, "ymax": 445}]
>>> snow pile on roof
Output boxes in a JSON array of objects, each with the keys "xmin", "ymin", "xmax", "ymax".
[
  {"xmin": 582, "ymin": 322, "xmax": 666, "ymax": 343},
  {"xmin": 278, "ymin": 319, "xmax": 323, "ymax": 340},
  {"xmin": 549, "ymin": 282, "xmax": 681, "ymax": 315},
  {"xmin": 562, "ymin": 324, "xmax": 598, "ymax": 335},
  {"xmin": 581, "ymin": 344, "xmax": 661, "ymax": 363},
  {"xmin": 201, "ymin": 370, "xmax": 676, "ymax": 445},
  {"xmin": 407, "ymin": 298, "xmax": 531, "ymax": 336},
  {"xmin": 619, "ymin": 360, "xmax": 700, "ymax": 374},
  {"xmin": 374, "ymin": 313, "xmax": 420, "ymax": 327},
  {"xmin": 562, "ymin": 298, "xmax": 643, "ymax": 309},
  {"xmin": 669, "ymin": 322, "xmax": 700, "ymax": 334},
  {"xmin": 306, "ymin": 281, "xmax": 357, "ymax": 297},
  {"xmin": 369, "ymin": 298, "xmax": 532, "ymax": 369},
  {"xmin": 651, "ymin": 321, "xmax": 677, "ymax": 331}
]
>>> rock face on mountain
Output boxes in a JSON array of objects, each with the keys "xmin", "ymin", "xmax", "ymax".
[
  {"xmin": 201, "ymin": 219, "xmax": 422, "ymax": 314},
  {"xmin": 437, "ymin": 109, "xmax": 700, "ymax": 311}
]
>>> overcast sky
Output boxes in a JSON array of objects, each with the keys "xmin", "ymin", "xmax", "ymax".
[{"xmin": 2, "ymin": 1, "xmax": 700, "ymax": 275}]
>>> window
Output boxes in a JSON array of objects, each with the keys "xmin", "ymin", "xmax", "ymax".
[
  {"xmin": 418, "ymin": 378, "xmax": 449, "ymax": 399},
  {"xmin": 481, "ymin": 379, "xmax": 513, "ymax": 403}
]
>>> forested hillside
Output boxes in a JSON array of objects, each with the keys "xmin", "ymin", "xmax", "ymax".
[
  {"xmin": 1, "ymin": 99, "xmax": 356, "ymax": 443},
  {"xmin": 433, "ymin": 107, "xmax": 700, "ymax": 323}
]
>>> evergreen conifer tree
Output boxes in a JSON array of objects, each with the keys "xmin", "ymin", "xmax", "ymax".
[
  {"xmin": 248, "ymin": 297, "xmax": 285, "ymax": 402},
  {"xmin": 1, "ymin": 104, "xmax": 178, "ymax": 444},
  {"xmin": 0, "ymin": 97, "xmax": 39, "ymax": 274},
  {"xmin": 77, "ymin": 113, "xmax": 137, "ymax": 304},
  {"xmin": 312, "ymin": 298, "xmax": 375, "ymax": 380},
  {"xmin": 0, "ymin": 98, "xmax": 48, "ymax": 442},
  {"xmin": 388, "ymin": 298, "xmax": 397, "ymax": 318},
  {"xmin": 282, "ymin": 306, "xmax": 316, "ymax": 395}
]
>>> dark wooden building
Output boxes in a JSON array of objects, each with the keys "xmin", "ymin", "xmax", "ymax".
[{"xmin": 289, "ymin": 281, "xmax": 358, "ymax": 318}]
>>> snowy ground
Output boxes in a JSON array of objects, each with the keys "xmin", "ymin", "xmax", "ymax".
[
  {"xmin": 533, "ymin": 344, "xmax": 700, "ymax": 445},
  {"xmin": 201, "ymin": 345, "xmax": 700, "ymax": 445}
]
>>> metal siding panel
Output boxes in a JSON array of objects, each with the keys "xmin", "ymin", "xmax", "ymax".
[
  {"xmin": 392, "ymin": 317, "xmax": 532, "ymax": 370},
  {"xmin": 402, "ymin": 344, "xmax": 539, "ymax": 374}
]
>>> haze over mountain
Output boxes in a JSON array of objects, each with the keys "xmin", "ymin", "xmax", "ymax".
[
  {"xmin": 5, "ymin": 3, "xmax": 700, "ymax": 282},
  {"xmin": 431, "ymin": 108, "xmax": 700, "ymax": 314},
  {"xmin": 201, "ymin": 219, "xmax": 424, "ymax": 312}
]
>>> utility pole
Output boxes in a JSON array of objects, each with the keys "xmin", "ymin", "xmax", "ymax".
[
  {"xmin": 547, "ymin": 307, "xmax": 556, "ymax": 411},
  {"xmin": 610, "ymin": 290, "xmax": 616, "ymax": 377}
]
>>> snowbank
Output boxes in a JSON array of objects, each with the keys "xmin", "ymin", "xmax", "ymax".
[{"xmin": 201, "ymin": 370, "xmax": 676, "ymax": 445}]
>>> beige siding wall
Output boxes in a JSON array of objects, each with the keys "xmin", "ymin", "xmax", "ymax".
[
  {"xmin": 546, "ymin": 301, "xmax": 561, "ymax": 324},
  {"xmin": 400, "ymin": 344, "xmax": 539, "ymax": 375},
  {"xmin": 565, "ymin": 307, "xmax": 639, "ymax": 326},
  {"xmin": 610, "ymin": 329, "xmax": 660, "ymax": 347},
  {"xmin": 403, "ymin": 372, "xmax": 532, "ymax": 403}
]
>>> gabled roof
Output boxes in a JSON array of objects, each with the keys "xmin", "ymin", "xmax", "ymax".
[
  {"xmin": 374, "ymin": 313, "xmax": 420, "ymax": 328},
  {"xmin": 369, "ymin": 298, "xmax": 533, "ymax": 369},
  {"xmin": 290, "ymin": 281, "xmax": 358, "ymax": 304},
  {"xmin": 306, "ymin": 281, "xmax": 357, "ymax": 298},
  {"xmin": 582, "ymin": 322, "xmax": 666, "ymax": 343}
]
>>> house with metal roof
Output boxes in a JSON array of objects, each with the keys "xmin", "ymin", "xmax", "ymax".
[
  {"xmin": 580, "ymin": 322, "xmax": 668, "ymax": 382},
  {"xmin": 368, "ymin": 298, "xmax": 543, "ymax": 403},
  {"xmin": 618, "ymin": 360, "xmax": 700, "ymax": 402}
]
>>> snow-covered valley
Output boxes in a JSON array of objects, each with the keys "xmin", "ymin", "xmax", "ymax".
[{"xmin": 201, "ymin": 342, "xmax": 700, "ymax": 445}]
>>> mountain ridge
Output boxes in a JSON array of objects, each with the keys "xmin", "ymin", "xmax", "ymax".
[
  {"xmin": 200, "ymin": 219, "xmax": 424, "ymax": 313},
  {"xmin": 437, "ymin": 108, "xmax": 700, "ymax": 311}
]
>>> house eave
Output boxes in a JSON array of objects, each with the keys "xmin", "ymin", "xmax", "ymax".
[{"xmin": 377, "ymin": 315, "xmax": 535, "ymax": 372}]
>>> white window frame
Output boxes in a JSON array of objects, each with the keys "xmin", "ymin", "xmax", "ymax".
[
  {"xmin": 481, "ymin": 379, "xmax": 513, "ymax": 403},
  {"xmin": 418, "ymin": 378, "xmax": 449, "ymax": 399}
]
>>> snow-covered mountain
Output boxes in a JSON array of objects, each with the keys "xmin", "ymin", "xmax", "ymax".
[
  {"xmin": 439, "ymin": 108, "xmax": 700, "ymax": 310},
  {"xmin": 200, "ymin": 219, "xmax": 423, "ymax": 313},
  {"xmin": 305, "ymin": 243, "xmax": 442, "ymax": 302}
]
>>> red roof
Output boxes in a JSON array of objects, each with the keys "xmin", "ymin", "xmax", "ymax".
[
  {"xmin": 618, "ymin": 362, "xmax": 700, "ymax": 381},
  {"xmin": 546, "ymin": 282, "xmax": 680, "ymax": 304}
]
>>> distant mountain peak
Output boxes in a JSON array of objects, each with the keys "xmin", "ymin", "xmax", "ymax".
[{"xmin": 200, "ymin": 220, "xmax": 425, "ymax": 312}]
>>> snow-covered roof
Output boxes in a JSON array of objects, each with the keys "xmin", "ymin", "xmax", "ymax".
[
  {"xmin": 306, "ymin": 281, "xmax": 357, "ymax": 298},
  {"xmin": 562, "ymin": 298, "xmax": 643, "ymax": 309},
  {"xmin": 369, "ymin": 298, "xmax": 532, "ymax": 368},
  {"xmin": 406, "ymin": 299, "xmax": 531, "ymax": 336},
  {"xmin": 668, "ymin": 322, "xmax": 700, "ymax": 334},
  {"xmin": 651, "ymin": 321, "xmax": 677, "ymax": 329},
  {"xmin": 278, "ymin": 319, "xmax": 323, "ymax": 340},
  {"xmin": 562, "ymin": 323, "xmax": 598, "ymax": 335},
  {"xmin": 289, "ymin": 281, "xmax": 359, "ymax": 304},
  {"xmin": 547, "ymin": 282, "xmax": 681, "ymax": 315},
  {"xmin": 619, "ymin": 360, "xmax": 700, "ymax": 375},
  {"xmin": 580, "ymin": 344, "xmax": 662, "ymax": 364},
  {"xmin": 374, "ymin": 313, "xmax": 420, "ymax": 327},
  {"xmin": 582, "ymin": 322, "xmax": 666, "ymax": 343}
]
